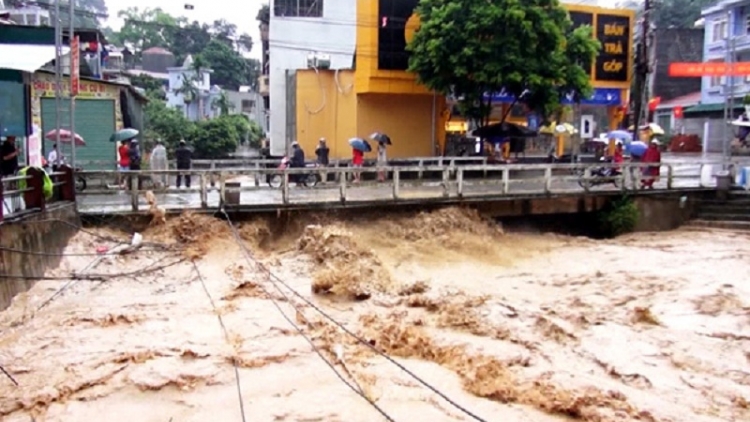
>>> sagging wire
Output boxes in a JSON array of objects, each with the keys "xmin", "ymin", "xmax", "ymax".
[
  {"xmin": 0, "ymin": 246, "xmax": 170, "ymax": 256},
  {"xmin": 191, "ymin": 261, "xmax": 247, "ymax": 422},
  {"xmin": 304, "ymin": 66, "xmax": 327, "ymax": 115},
  {"xmin": 0, "ymin": 364, "xmax": 19, "ymax": 386},
  {"xmin": 217, "ymin": 211, "xmax": 395, "ymax": 421},
  {"xmin": 219, "ymin": 209, "xmax": 488, "ymax": 422}
]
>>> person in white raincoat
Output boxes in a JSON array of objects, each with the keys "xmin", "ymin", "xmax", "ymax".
[{"xmin": 149, "ymin": 140, "xmax": 168, "ymax": 188}]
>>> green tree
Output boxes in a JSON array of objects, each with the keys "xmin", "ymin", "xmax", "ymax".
[
  {"xmin": 408, "ymin": 0, "xmax": 600, "ymax": 126},
  {"xmin": 212, "ymin": 91, "xmax": 234, "ymax": 115},
  {"xmin": 129, "ymin": 74, "xmax": 165, "ymax": 99},
  {"xmin": 192, "ymin": 116, "xmax": 239, "ymax": 158},
  {"xmin": 116, "ymin": 7, "xmax": 184, "ymax": 56},
  {"xmin": 200, "ymin": 39, "xmax": 250, "ymax": 90},
  {"xmin": 248, "ymin": 121, "xmax": 265, "ymax": 148},
  {"xmin": 256, "ymin": 4, "xmax": 270, "ymax": 24},
  {"xmin": 143, "ymin": 94, "xmax": 195, "ymax": 153}
]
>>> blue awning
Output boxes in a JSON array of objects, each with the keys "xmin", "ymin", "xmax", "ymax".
[{"xmin": 485, "ymin": 88, "xmax": 622, "ymax": 106}]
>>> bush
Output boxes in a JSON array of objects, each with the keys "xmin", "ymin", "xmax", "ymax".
[
  {"xmin": 191, "ymin": 116, "xmax": 239, "ymax": 159},
  {"xmin": 598, "ymin": 196, "xmax": 639, "ymax": 237}
]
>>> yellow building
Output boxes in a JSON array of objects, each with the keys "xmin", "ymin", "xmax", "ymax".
[{"xmin": 292, "ymin": 0, "xmax": 634, "ymax": 159}]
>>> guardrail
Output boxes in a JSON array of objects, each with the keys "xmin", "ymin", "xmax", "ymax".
[
  {"xmin": 75, "ymin": 160, "xmax": 726, "ymax": 213},
  {"xmin": 0, "ymin": 166, "xmax": 76, "ymax": 222}
]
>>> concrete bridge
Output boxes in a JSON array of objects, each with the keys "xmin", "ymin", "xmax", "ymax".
[{"xmin": 0, "ymin": 155, "xmax": 739, "ymax": 221}]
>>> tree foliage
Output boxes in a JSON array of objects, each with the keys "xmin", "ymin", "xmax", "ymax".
[
  {"xmin": 408, "ymin": 0, "xmax": 600, "ymax": 126},
  {"xmin": 192, "ymin": 117, "xmax": 240, "ymax": 159}
]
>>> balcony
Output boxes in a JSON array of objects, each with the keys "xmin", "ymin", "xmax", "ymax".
[{"xmin": 258, "ymin": 75, "xmax": 269, "ymax": 96}]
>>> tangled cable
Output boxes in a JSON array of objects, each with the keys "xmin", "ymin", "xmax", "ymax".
[{"xmin": 219, "ymin": 209, "xmax": 488, "ymax": 422}]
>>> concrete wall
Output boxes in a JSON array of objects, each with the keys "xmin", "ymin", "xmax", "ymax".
[
  {"xmin": 269, "ymin": 0, "xmax": 357, "ymax": 156},
  {"xmin": 0, "ymin": 204, "xmax": 80, "ymax": 310}
]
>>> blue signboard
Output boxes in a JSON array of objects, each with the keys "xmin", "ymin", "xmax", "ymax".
[{"xmin": 484, "ymin": 88, "xmax": 622, "ymax": 106}]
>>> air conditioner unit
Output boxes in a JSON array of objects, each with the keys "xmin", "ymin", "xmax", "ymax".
[{"xmin": 306, "ymin": 53, "xmax": 331, "ymax": 70}]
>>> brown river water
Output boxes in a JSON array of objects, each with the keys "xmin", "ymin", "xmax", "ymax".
[{"xmin": 0, "ymin": 208, "xmax": 748, "ymax": 422}]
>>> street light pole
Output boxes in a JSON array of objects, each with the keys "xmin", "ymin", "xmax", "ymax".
[{"xmin": 631, "ymin": 0, "xmax": 651, "ymax": 140}]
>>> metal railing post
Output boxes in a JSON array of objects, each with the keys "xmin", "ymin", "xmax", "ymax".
[
  {"xmin": 200, "ymin": 174, "xmax": 208, "ymax": 208},
  {"xmin": 339, "ymin": 169, "xmax": 347, "ymax": 202},
  {"xmin": 219, "ymin": 173, "xmax": 226, "ymax": 205},
  {"xmin": 130, "ymin": 173, "xmax": 138, "ymax": 211},
  {"xmin": 418, "ymin": 160, "xmax": 424, "ymax": 179},
  {"xmin": 254, "ymin": 161, "xmax": 260, "ymax": 187},
  {"xmin": 583, "ymin": 168, "xmax": 591, "ymax": 193},
  {"xmin": 698, "ymin": 163, "xmax": 705, "ymax": 188},
  {"xmin": 0, "ymin": 178, "xmax": 4, "ymax": 222},
  {"xmin": 392, "ymin": 169, "xmax": 400, "ymax": 199},
  {"xmin": 282, "ymin": 171, "xmax": 289, "ymax": 204},
  {"xmin": 544, "ymin": 167, "xmax": 552, "ymax": 193},
  {"xmin": 667, "ymin": 165, "xmax": 673, "ymax": 189},
  {"xmin": 456, "ymin": 168, "xmax": 464, "ymax": 197},
  {"xmin": 442, "ymin": 168, "xmax": 450, "ymax": 197},
  {"xmin": 502, "ymin": 168, "xmax": 509, "ymax": 194}
]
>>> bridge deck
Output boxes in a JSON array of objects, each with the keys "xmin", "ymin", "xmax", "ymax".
[{"xmin": 75, "ymin": 158, "xmax": 726, "ymax": 215}]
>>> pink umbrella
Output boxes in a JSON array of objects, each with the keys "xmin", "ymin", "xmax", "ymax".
[{"xmin": 44, "ymin": 129, "xmax": 86, "ymax": 146}]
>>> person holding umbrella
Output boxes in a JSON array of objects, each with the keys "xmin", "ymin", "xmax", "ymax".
[
  {"xmin": 349, "ymin": 137, "xmax": 371, "ymax": 183},
  {"xmin": 128, "ymin": 139, "xmax": 142, "ymax": 190},
  {"xmin": 370, "ymin": 132, "xmax": 391, "ymax": 182}
]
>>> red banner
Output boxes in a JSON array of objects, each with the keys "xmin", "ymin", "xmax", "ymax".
[
  {"xmin": 674, "ymin": 106, "xmax": 683, "ymax": 118},
  {"xmin": 669, "ymin": 62, "xmax": 750, "ymax": 77},
  {"xmin": 70, "ymin": 35, "xmax": 80, "ymax": 96}
]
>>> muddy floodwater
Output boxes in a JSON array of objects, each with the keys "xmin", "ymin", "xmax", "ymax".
[{"xmin": 0, "ymin": 208, "xmax": 748, "ymax": 422}]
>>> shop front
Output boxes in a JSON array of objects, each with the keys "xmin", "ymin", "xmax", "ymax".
[{"xmin": 31, "ymin": 72, "xmax": 124, "ymax": 170}]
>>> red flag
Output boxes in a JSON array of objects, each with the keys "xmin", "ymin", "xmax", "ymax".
[
  {"xmin": 648, "ymin": 97, "xmax": 662, "ymax": 112},
  {"xmin": 674, "ymin": 106, "xmax": 683, "ymax": 118}
]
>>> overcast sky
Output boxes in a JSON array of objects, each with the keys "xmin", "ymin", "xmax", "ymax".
[{"xmin": 104, "ymin": 0, "xmax": 266, "ymax": 58}]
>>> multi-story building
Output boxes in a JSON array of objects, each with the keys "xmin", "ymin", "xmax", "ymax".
[
  {"xmin": 700, "ymin": 0, "xmax": 750, "ymax": 105},
  {"xmin": 267, "ymin": 0, "xmax": 633, "ymax": 159},
  {"xmin": 166, "ymin": 55, "xmax": 221, "ymax": 121}
]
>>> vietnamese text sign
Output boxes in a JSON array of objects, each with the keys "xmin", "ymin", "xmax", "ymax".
[
  {"xmin": 595, "ymin": 14, "xmax": 631, "ymax": 83},
  {"xmin": 27, "ymin": 126, "xmax": 42, "ymax": 167},
  {"xmin": 31, "ymin": 78, "xmax": 115, "ymax": 98},
  {"xmin": 669, "ymin": 62, "xmax": 750, "ymax": 77}
]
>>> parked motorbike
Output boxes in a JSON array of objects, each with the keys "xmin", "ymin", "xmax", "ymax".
[
  {"xmin": 267, "ymin": 156, "xmax": 320, "ymax": 188},
  {"xmin": 577, "ymin": 157, "xmax": 620, "ymax": 189}
]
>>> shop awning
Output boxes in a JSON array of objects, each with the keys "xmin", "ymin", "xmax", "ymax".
[
  {"xmin": 684, "ymin": 103, "xmax": 744, "ymax": 114},
  {"xmin": 0, "ymin": 44, "xmax": 70, "ymax": 73}
]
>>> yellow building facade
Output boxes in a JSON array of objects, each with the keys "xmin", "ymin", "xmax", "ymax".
[{"xmin": 293, "ymin": 0, "xmax": 634, "ymax": 159}]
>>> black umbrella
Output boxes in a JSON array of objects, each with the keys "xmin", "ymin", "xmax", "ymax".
[
  {"xmin": 472, "ymin": 122, "xmax": 537, "ymax": 139},
  {"xmin": 369, "ymin": 132, "xmax": 392, "ymax": 145}
]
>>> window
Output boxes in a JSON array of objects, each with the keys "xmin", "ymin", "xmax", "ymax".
[
  {"xmin": 241, "ymin": 99, "xmax": 255, "ymax": 112},
  {"xmin": 710, "ymin": 75, "xmax": 726, "ymax": 87},
  {"xmin": 274, "ymin": 0, "xmax": 323, "ymax": 17},
  {"xmin": 712, "ymin": 20, "xmax": 727, "ymax": 42}
]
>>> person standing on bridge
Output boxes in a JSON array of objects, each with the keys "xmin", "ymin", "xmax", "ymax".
[
  {"xmin": 150, "ymin": 140, "xmax": 168, "ymax": 189},
  {"xmin": 641, "ymin": 140, "xmax": 661, "ymax": 190},
  {"xmin": 315, "ymin": 138, "xmax": 329, "ymax": 183},
  {"xmin": 175, "ymin": 140, "xmax": 193, "ymax": 189},
  {"xmin": 128, "ymin": 139, "xmax": 142, "ymax": 190}
]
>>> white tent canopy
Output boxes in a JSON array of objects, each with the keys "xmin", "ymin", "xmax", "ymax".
[{"xmin": 0, "ymin": 44, "xmax": 69, "ymax": 73}]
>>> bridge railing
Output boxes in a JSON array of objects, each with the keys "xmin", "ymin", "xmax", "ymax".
[
  {"xmin": 0, "ymin": 165, "xmax": 76, "ymax": 222},
  {"xmin": 75, "ymin": 160, "xmax": 722, "ymax": 213}
]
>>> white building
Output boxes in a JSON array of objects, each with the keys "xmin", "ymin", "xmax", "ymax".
[
  {"xmin": 225, "ymin": 87, "xmax": 268, "ymax": 132},
  {"xmin": 166, "ymin": 55, "xmax": 220, "ymax": 121},
  {"xmin": 268, "ymin": 0, "xmax": 356, "ymax": 156},
  {"xmin": 0, "ymin": 0, "xmax": 50, "ymax": 26}
]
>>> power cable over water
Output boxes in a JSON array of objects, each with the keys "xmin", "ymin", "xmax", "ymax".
[
  {"xmin": 191, "ymin": 261, "xmax": 247, "ymax": 422},
  {"xmin": 219, "ymin": 209, "xmax": 487, "ymax": 422},
  {"xmin": 214, "ymin": 212, "xmax": 396, "ymax": 421}
]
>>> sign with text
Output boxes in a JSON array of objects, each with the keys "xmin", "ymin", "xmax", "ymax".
[
  {"xmin": 27, "ymin": 126, "xmax": 41, "ymax": 167},
  {"xmin": 70, "ymin": 35, "xmax": 80, "ymax": 96},
  {"xmin": 32, "ymin": 78, "xmax": 115, "ymax": 98},
  {"xmin": 595, "ymin": 14, "xmax": 631, "ymax": 83},
  {"xmin": 668, "ymin": 62, "xmax": 750, "ymax": 76}
]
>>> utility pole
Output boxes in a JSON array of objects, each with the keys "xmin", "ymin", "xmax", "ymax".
[
  {"xmin": 69, "ymin": 0, "xmax": 76, "ymax": 168},
  {"xmin": 723, "ymin": 8, "xmax": 735, "ymax": 166},
  {"xmin": 54, "ymin": 0, "xmax": 62, "ymax": 150},
  {"xmin": 631, "ymin": 0, "xmax": 651, "ymax": 140}
]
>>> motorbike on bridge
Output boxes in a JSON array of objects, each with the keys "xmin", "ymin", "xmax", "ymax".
[{"xmin": 268, "ymin": 156, "xmax": 320, "ymax": 188}]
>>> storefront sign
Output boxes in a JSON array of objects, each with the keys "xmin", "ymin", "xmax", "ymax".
[
  {"xmin": 31, "ymin": 76, "xmax": 115, "ymax": 98},
  {"xmin": 486, "ymin": 87, "xmax": 621, "ymax": 106},
  {"xmin": 668, "ymin": 62, "xmax": 750, "ymax": 76},
  {"xmin": 594, "ymin": 14, "xmax": 630, "ymax": 83}
]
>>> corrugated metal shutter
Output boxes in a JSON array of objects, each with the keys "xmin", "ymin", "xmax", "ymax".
[{"xmin": 41, "ymin": 98, "xmax": 116, "ymax": 170}]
